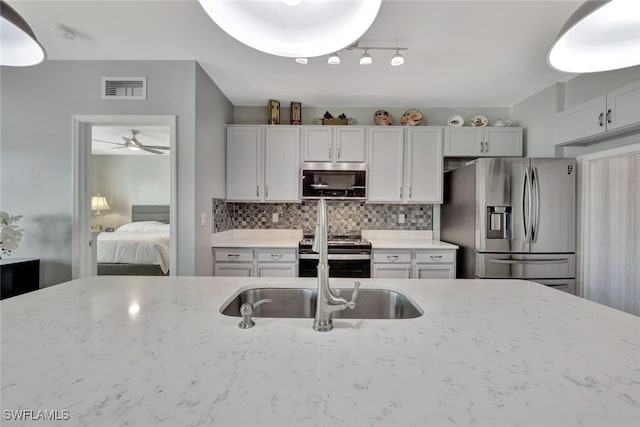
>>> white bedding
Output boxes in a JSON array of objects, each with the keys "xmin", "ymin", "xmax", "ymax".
[{"xmin": 97, "ymin": 222, "xmax": 170, "ymax": 273}]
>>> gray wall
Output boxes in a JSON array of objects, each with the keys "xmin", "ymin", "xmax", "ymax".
[
  {"xmin": 0, "ymin": 60, "xmax": 230, "ymax": 286},
  {"xmin": 92, "ymin": 154, "xmax": 171, "ymax": 230},
  {"xmin": 194, "ymin": 63, "xmax": 234, "ymax": 276}
]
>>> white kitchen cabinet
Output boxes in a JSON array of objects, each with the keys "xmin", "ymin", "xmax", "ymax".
[
  {"xmin": 444, "ymin": 127, "xmax": 522, "ymax": 157},
  {"xmin": 257, "ymin": 248, "xmax": 297, "ymax": 278},
  {"xmin": 258, "ymin": 264, "xmax": 297, "ymax": 277},
  {"xmin": 367, "ymin": 127, "xmax": 404, "ymax": 202},
  {"xmin": 414, "ymin": 264, "xmax": 456, "ymax": 279},
  {"xmin": 214, "ymin": 247, "xmax": 298, "ymax": 277},
  {"xmin": 302, "ymin": 126, "xmax": 366, "ymax": 163},
  {"xmin": 372, "ymin": 250, "xmax": 412, "ymax": 279},
  {"xmin": 227, "ymin": 126, "xmax": 300, "ymax": 202},
  {"xmin": 372, "ymin": 248, "xmax": 457, "ymax": 279},
  {"xmin": 226, "ymin": 126, "xmax": 262, "ymax": 201},
  {"xmin": 405, "ymin": 128, "xmax": 443, "ymax": 203},
  {"xmin": 264, "ymin": 127, "xmax": 300, "ymax": 202},
  {"xmin": 556, "ymin": 79, "xmax": 640, "ymax": 145},
  {"xmin": 214, "ymin": 263, "xmax": 253, "ymax": 277},
  {"xmin": 413, "ymin": 250, "xmax": 456, "ymax": 279}
]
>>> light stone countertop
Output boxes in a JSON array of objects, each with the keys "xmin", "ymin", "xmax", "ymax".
[
  {"xmin": 211, "ymin": 229, "xmax": 303, "ymax": 248},
  {"xmin": 1, "ymin": 276, "xmax": 639, "ymax": 426},
  {"xmin": 363, "ymin": 230, "xmax": 459, "ymax": 250}
]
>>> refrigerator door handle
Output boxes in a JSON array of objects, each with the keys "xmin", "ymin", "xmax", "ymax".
[
  {"xmin": 522, "ymin": 166, "xmax": 532, "ymax": 243},
  {"xmin": 489, "ymin": 258, "xmax": 569, "ymax": 265},
  {"xmin": 531, "ymin": 166, "xmax": 540, "ymax": 243}
]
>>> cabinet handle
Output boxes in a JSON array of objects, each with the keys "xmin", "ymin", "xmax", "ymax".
[
  {"xmin": 480, "ymin": 141, "xmax": 484, "ymax": 153},
  {"xmin": 598, "ymin": 112, "xmax": 604, "ymax": 127},
  {"xmin": 227, "ymin": 254, "xmax": 240, "ymax": 258},
  {"xmin": 248, "ymin": 267, "xmax": 252, "ymax": 276},
  {"xmin": 399, "ymin": 187, "xmax": 403, "ymax": 198},
  {"xmin": 338, "ymin": 147, "xmax": 341, "ymax": 159},
  {"xmin": 266, "ymin": 186, "xmax": 269, "ymax": 198},
  {"xmin": 430, "ymin": 255, "xmax": 443, "ymax": 261},
  {"xmin": 485, "ymin": 140, "xmax": 488, "ymax": 152},
  {"xmin": 270, "ymin": 254, "xmax": 283, "ymax": 259},
  {"xmin": 387, "ymin": 255, "xmax": 399, "ymax": 261},
  {"xmin": 606, "ymin": 109, "xmax": 612, "ymax": 124},
  {"xmin": 409, "ymin": 187, "xmax": 412, "ymax": 198},
  {"xmin": 259, "ymin": 268, "xmax": 262, "ymax": 276},
  {"xmin": 256, "ymin": 186, "xmax": 260, "ymax": 197}
]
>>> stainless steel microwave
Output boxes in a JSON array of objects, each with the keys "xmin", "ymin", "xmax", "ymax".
[{"xmin": 301, "ymin": 163, "xmax": 367, "ymax": 200}]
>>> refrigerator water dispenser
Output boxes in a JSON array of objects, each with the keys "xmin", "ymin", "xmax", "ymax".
[{"xmin": 487, "ymin": 206, "xmax": 512, "ymax": 239}]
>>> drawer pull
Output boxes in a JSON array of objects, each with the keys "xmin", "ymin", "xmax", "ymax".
[
  {"xmin": 270, "ymin": 254, "xmax": 283, "ymax": 259},
  {"xmin": 387, "ymin": 255, "xmax": 399, "ymax": 261},
  {"xmin": 430, "ymin": 255, "xmax": 443, "ymax": 260},
  {"xmin": 227, "ymin": 254, "xmax": 240, "ymax": 258}
]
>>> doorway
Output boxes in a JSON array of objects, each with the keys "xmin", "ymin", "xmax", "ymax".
[{"xmin": 71, "ymin": 115, "xmax": 177, "ymax": 279}]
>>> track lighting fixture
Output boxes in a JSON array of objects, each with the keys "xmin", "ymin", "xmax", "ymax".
[
  {"xmin": 294, "ymin": 45, "xmax": 408, "ymax": 66},
  {"xmin": 327, "ymin": 53, "xmax": 340, "ymax": 65},
  {"xmin": 359, "ymin": 49, "xmax": 372, "ymax": 65}
]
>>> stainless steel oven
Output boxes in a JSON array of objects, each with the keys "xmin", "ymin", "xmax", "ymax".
[
  {"xmin": 298, "ymin": 235, "xmax": 371, "ymax": 278},
  {"xmin": 301, "ymin": 163, "xmax": 367, "ymax": 200}
]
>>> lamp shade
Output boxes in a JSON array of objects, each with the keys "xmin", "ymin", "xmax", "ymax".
[
  {"xmin": 548, "ymin": 0, "xmax": 640, "ymax": 73},
  {"xmin": 0, "ymin": 0, "xmax": 46, "ymax": 66},
  {"xmin": 197, "ymin": 0, "xmax": 382, "ymax": 58},
  {"xmin": 91, "ymin": 195, "xmax": 111, "ymax": 214}
]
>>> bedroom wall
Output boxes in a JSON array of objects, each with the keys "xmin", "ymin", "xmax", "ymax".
[
  {"xmin": 92, "ymin": 155, "xmax": 171, "ymax": 230},
  {"xmin": 0, "ymin": 60, "xmax": 211, "ymax": 286},
  {"xmin": 194, "ymin": 63, "xmax": 233, "ymax": 276}
]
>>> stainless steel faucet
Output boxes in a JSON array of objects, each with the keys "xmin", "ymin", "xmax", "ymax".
[{"xmin": 312, "ymin": 198, "xmax": 360, "ymax": 332}]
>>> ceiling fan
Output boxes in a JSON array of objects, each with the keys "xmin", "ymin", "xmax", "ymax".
[{"xmin": 92, "ymin": 129, "xmax": 170, "ymax": 154}]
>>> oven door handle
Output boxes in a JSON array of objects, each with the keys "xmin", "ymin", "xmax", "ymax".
[{"xmin": 299, "ymin": 254, "xmax": 371, "ymax": 260}]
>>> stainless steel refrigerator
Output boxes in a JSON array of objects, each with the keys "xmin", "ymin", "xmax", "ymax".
[{"xmin": 441, "ymin": 158, "xmax": 576, "ymax": 293}]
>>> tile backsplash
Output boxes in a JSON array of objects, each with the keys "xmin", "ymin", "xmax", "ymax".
[{"xmin": 213, "ymin": 199, "xmax": 432, "ymax": 235}]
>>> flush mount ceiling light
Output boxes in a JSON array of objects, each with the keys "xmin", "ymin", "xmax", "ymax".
[
  {"xmin": 197, "ymin": 0, "xmax": 383, "ymax": 58},
  {"xmin": 0, "ymin": 0, "xmax": 47, "ymax": 66},
  {"xmin": 548, "ymin": 0, "xmax": 640, "ymax": 73}
]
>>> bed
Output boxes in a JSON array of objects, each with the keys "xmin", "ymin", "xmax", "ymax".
[{"xmin": 97, "ymin": 205, "xmax": 170, "ymax": 276}]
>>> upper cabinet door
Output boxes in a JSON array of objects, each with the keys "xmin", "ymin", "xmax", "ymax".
[
  {"xmin": 606, "ymin": 80, "xmax": 640, "ymax": 131},
  {"xmin": 405, "ymin": 128, "xmax": 443, "ymax": 203},
  {"xmin": 444, "ymin": 128, "xmax": 483, "ymax": 157},
  {"xmin": 226, "ymin": 127, "xmax": 262, "ymax": 201},
  {"xmin": 483, "ymin": 127, "xmax": 523, "ymax": 157},
  {"xmin": 335, "ymin": 127, "xmax": 366, "ymax": 162},
  {"xmin": 302, "ymin": 127, "xmax": 332, "ymax": 162},
  {"xmin": 264, "ymin": 127, "xmax": 300, "ymax": 202},
  {"xmin": 556, "ymin": 95, "xmax": 607, "ymax": 144},
  {"xmin": 367, "ymin": 127, "xmax": 404, "ymax": 202}
]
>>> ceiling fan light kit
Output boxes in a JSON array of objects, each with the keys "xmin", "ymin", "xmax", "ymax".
[
  {"xmin": 197, "ymin": 0, "xmax": 382, "ymax": 58},
  {"xmin": 548, "ymin": 0, "xmax": 640, "ymax": 73},
  {"xmin": 0, "ymin": 0, "xmax": 47, "ymax": 66}
]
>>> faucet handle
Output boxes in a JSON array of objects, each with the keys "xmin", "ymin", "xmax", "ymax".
[
  {"xmin": 239, "ymin": 299, "xmax": 273, "ymax": 329},
  {"xmin": 347, "ymin": 282, "xmax": 361, "ymax": 310}
]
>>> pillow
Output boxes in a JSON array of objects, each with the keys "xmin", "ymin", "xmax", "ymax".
[{"xmin": 116, "ymin": 221, "xmax": 168, "ymax": 232}]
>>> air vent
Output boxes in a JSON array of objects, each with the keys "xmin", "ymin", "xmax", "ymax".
[{"xmin": 101, "ymin": 77, "xmax": 147, "ymax": 100}]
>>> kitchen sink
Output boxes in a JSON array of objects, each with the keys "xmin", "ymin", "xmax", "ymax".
[{"xmin": 220, "ymin": 287, "xmax": 423, "ymax": 319}]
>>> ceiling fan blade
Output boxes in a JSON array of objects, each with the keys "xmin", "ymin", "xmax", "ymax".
[
  {"xmin": 142, "ymin": 145, "xmax": 170, "ymax": 150},
  {"xmin": 141, "ymin": 147, "xmax": 164, "ymax": 155}
]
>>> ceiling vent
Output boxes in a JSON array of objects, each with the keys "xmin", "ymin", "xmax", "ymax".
[{"xmin": 101, "ymin": 77, "xmax": 147, "ymax": 100}]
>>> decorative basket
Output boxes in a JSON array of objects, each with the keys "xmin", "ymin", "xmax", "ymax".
[{"xmin": 322, "ymin": 118, "xmax": 349, "ymax": 125}]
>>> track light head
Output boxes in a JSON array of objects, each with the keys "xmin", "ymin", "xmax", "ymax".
[
  {"xmin": 295, "ymin": 57, "xmax": 308, "ymax": 64},
  {"xmin": 391, "ymin": 49, "xmax": 404, "ymax": 66},
  {"xmin": 328, "ymin": 53, "xmax": 340, "ymax": 65},
  {"xmin": 359, "ymin": 49, "xmax": 372, "ymax": 65}
]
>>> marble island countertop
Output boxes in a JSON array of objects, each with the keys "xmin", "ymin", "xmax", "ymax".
[{"xmin": 2, "ymin": 276, "xmax": 639, "ymax": 426}]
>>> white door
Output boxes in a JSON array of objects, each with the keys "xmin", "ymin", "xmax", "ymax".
[
  {"xmin": 443, "ymin": 128, "xmax": 483, "ymax": 157},
  {"xmin": 405, "ymin": 128, "xmax": 443, "ymax": 203},
  {"xmin": 265, "ymin": 127, "xmax": 300, "ymax": 202},
  {"xmin": 214, "ymin": 263, "xmax": 254, "ymax": 277},
  {"xmin": 227, "ymin": 127, "xmax": 262, "ymax": 201},
  {"xmin": 367, "ymin": 128, "xmax": 404, "ymax": 202},
  {"xmin": 556, "ymin": 95, "xmax": 607, "ymax": 144},
  {"xmin": 258, "ymin": 264, "xmax": 297, "ymax": 277},
  {"xmin": 415, "ymin": 264, "xmax": 455, "ymax": 279},
  {"xmin": 580, "ymin": 146, "xmax": 640, "ymax": 316},
  {"xmin": 483, "ymin": 127, "xmax": 523, "ymax": 157},
  {"xmin": 372, "ymin": 264, "xmax": 411, "ymax": 279},
  {"xmin": 606, "ymin": 80, "xmax": 640, "ymax": 131},
  {"xmin": 335, "ymin": 127, "xmax": 366, "ymax": 162},
  {"xmin": 303, "ymin": 127, "xmax": 332, "ymax": 161}
]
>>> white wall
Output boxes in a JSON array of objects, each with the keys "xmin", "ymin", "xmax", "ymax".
[
  {"xmin": 92, "ymin": 154, "xmax": 170, "ymax": 229},
  {"xmin": 0, "ymin": 60, "xmax": 226, "ymax": 286},
  {"xmin": 194, "ymin": 63, "xmax": 234, "ymax": 276}
]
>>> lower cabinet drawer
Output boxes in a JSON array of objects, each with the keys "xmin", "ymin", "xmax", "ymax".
[
  {"xmin": 372, "ymin": 250, "xmax": 412, "ymax": 263},
  {"xmin": 214, "ymin": 248, "xmax": 254, "ymax": 262},
  {"xmin": 415, "ymin": 251, "xmax": 455, "ymax": 263},
  {"xmin": 257, "ymin": 248, "xmax": 296, "ymax": 263}
]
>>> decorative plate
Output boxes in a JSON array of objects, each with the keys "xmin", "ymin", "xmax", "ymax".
[
  {"xmin": 447, "ymin": 114, "xmax": 464, "ymax": 127},
  {"xmin": 400, "ymin": 109, "xmax": 424, "ymax": 126},
  {"xmin": 374, "ymin": 110, "xmax": 394, "ymax": 126},
  {"xmin": 469, "ymin": 115, "xmax": 488, "ymax": 127}
]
